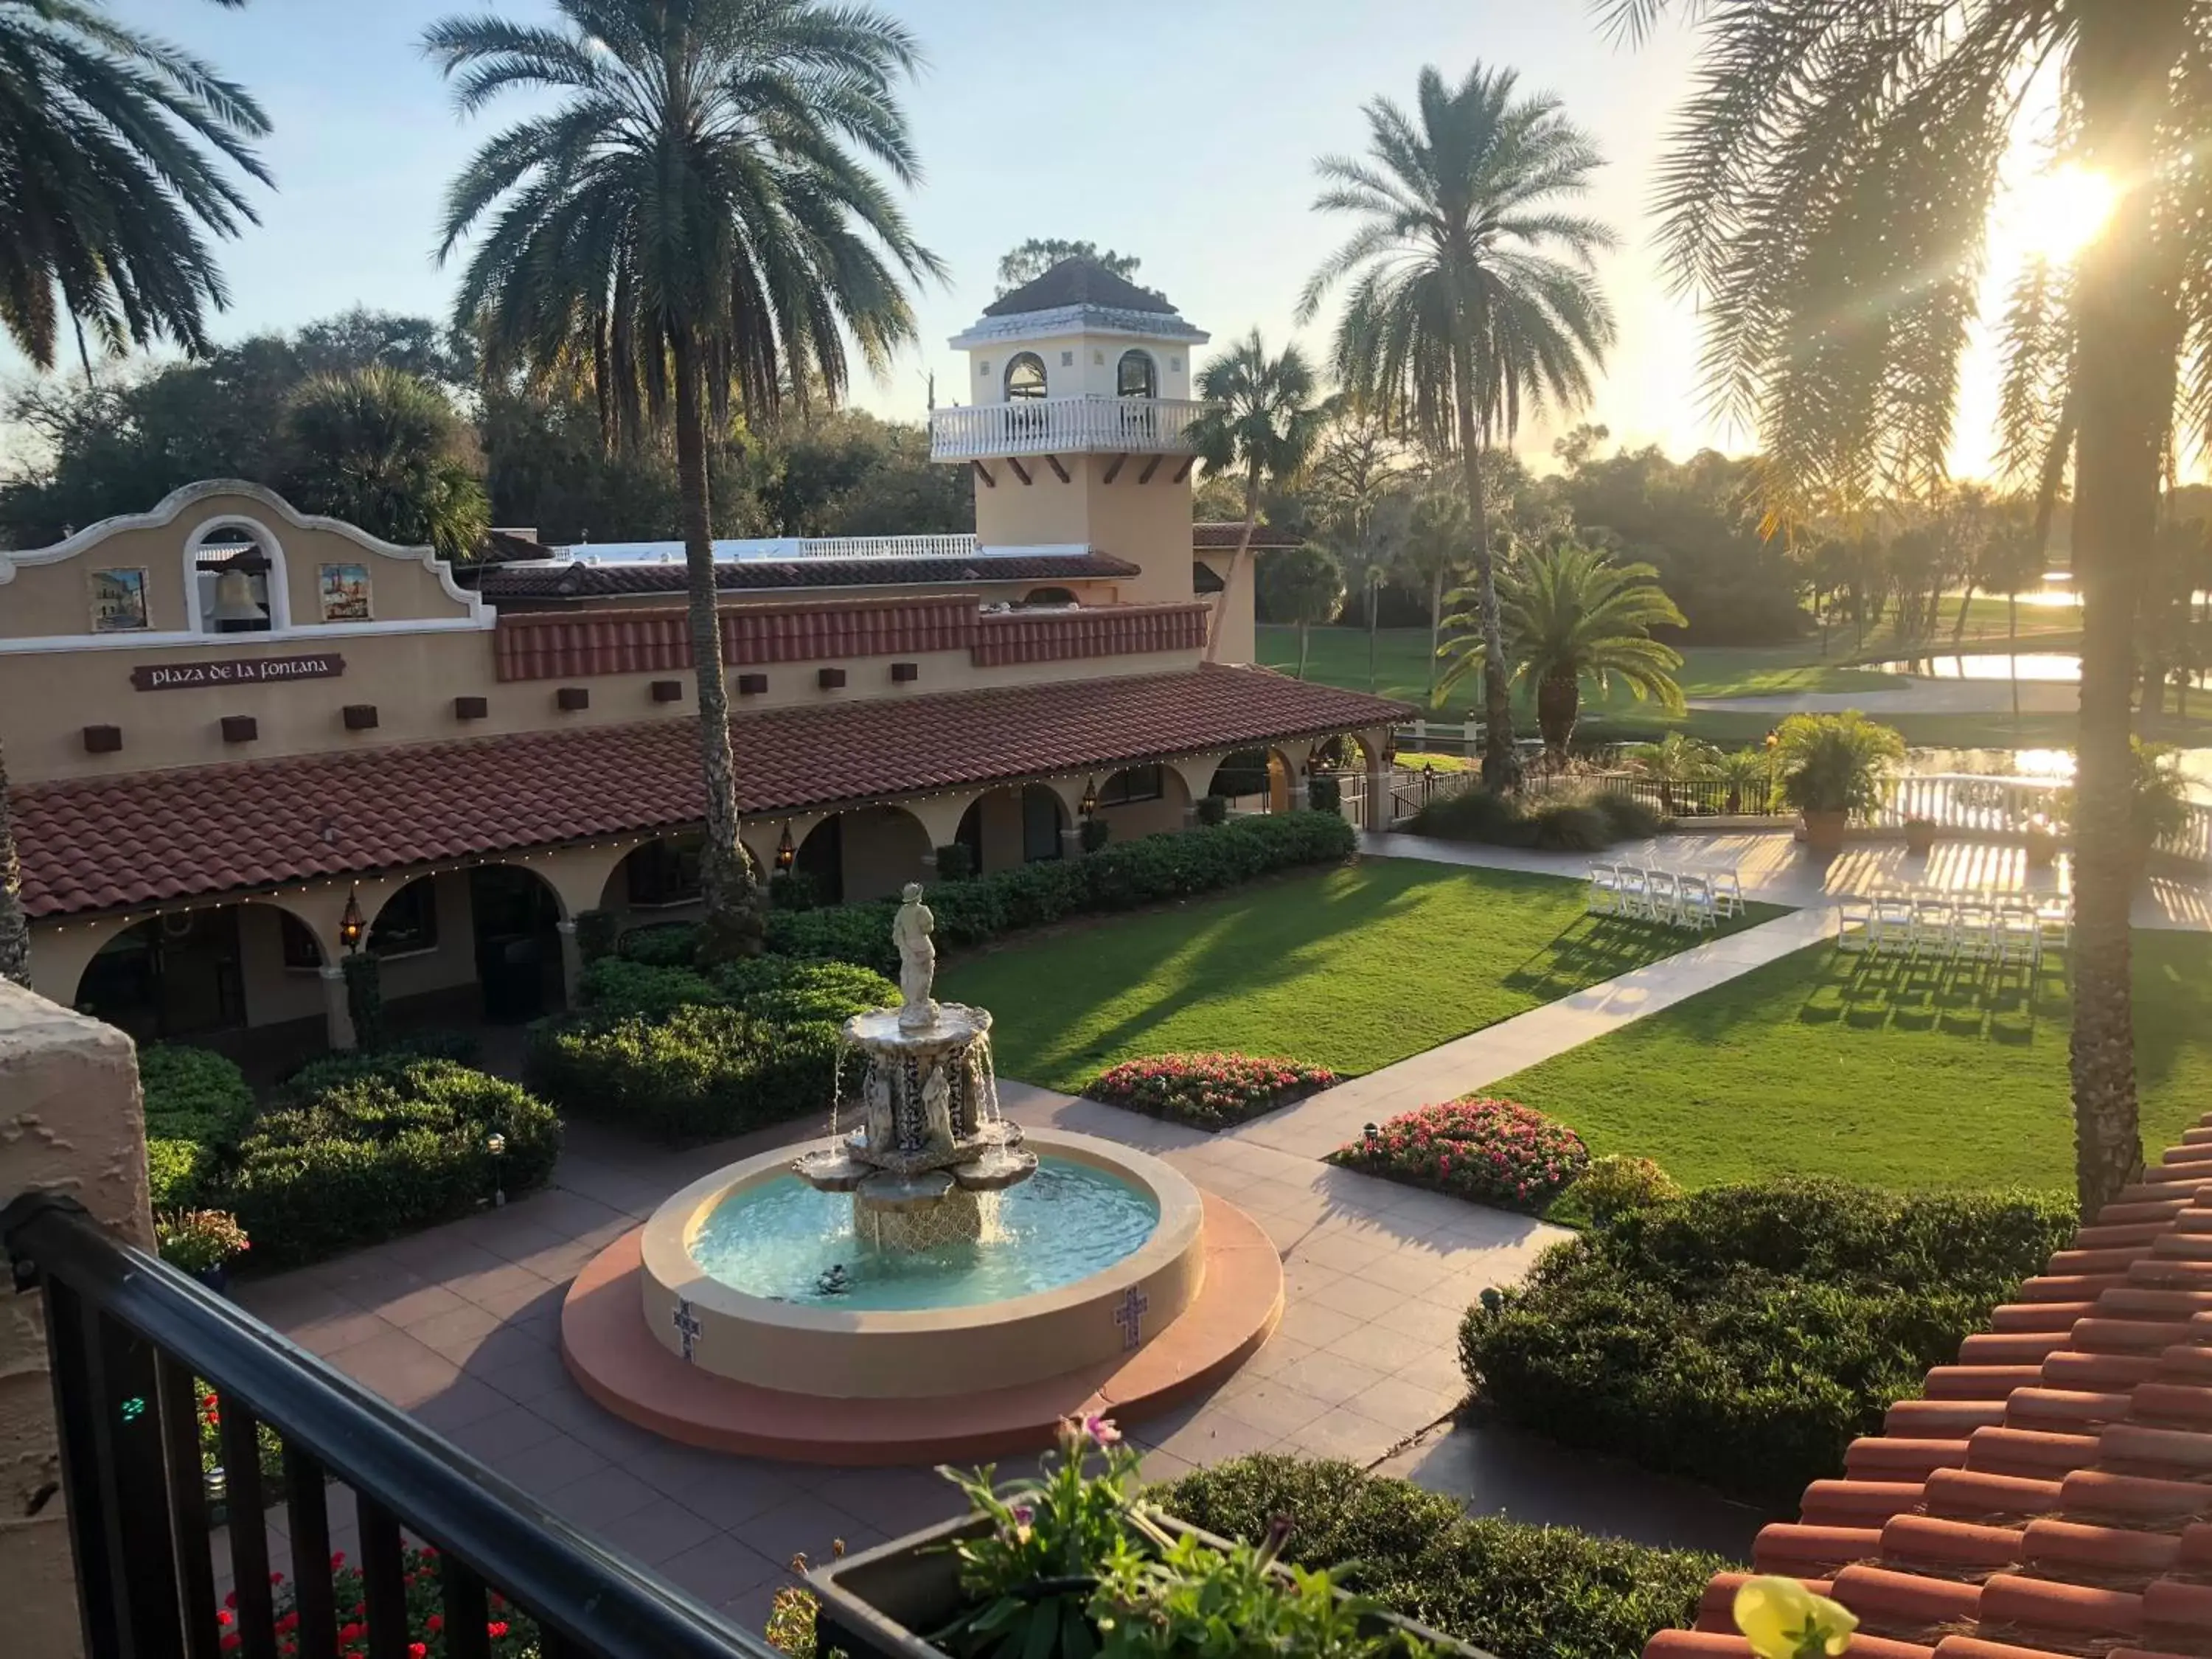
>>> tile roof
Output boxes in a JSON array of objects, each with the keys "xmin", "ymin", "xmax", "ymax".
[
  {"xmin": 12, "ymin": 665, "xmax": 1409, "ymax": 919},
  {"xmin": 1646, "ymin": 1141, "xmax": 2212, "ymax": 1659},
  {"xmin": 1192, "ymin": 522, "xmax": 1307, "ymax": 552},
  {"xmin": 474, "ymin": 551, "xmax": 1141, "ymax": 600},
  {"xmin": 983, "ymin": 257, "xmax": 1178, "ymax": 318}
]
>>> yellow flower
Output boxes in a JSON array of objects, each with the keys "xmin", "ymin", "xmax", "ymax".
[{"xmin": 1733, "ymin": 1575, "xmax": 1858, "ymax": 1659}]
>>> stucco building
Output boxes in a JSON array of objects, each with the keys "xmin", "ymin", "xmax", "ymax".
[{"xmin": 0, "ymin": 260, "xmax": 1405, "ymax": 1054}]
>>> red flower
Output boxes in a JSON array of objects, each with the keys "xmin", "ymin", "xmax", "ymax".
[
  {"xmin": 220, "ymin": 1637, "xmax": 240, "ymax": 1653},
  {"xmin": 487, "ymin": 1621, "xmax": 510, "ymax": 1638},
  {"xmin": 409, "ymin": 1647, "xmax": 428, "ymax": 1659},
  {"xmin": 425, "ymin": 1614, "xmax": 443, "ymax": 1633},
  {"xmin": 339, "ymin": 1625, "xmax": 363, "ymax": 1644}
]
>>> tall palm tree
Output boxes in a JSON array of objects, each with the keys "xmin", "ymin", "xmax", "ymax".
[
  {"xmin": 1190, "ymin": 332, "xmax": 1325, "ymax": 661},
  {"xmin": 1598, "ymin": 0, "xmax": 2212, "ymax": 1214},
  {"xmin": 0, "ymin": 0, "xmax": 270, "ymax": 375},
  {"xmin": 0, "ymin": 737, "xmax": 25, "ymax": 989},
  {"xmin": 1439, "ymin": 543, "xmax": 1686, "ymax": 760},
  {"xmin": 1299, "ymin": 64, "xmax": 1618, "ymax": 793},
  {"xmin": 426, "ymin": 0, "xmax": 941, "ymax": 962},
  {"xmin": 282, "ymin": 366, "xmax": 490, "ymax": 563}
]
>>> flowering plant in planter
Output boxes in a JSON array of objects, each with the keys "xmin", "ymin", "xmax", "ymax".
[
  {"xmin": 158, "ymin": 1208, "xmax": 251, "ymax": 1276},
  {"xmin": 1328, "ymin": 1096, "xmax": 1588, "ymax": 1213},
  {"xmin": 220, "ymin": 1548, "xmax": 538, "ymax": 1658},
  {"xmin": 1086, "ymin": 1054, "xmax": 1338, "ymax": 1130}
]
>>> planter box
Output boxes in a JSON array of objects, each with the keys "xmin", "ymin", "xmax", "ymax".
[{"xmin": 808, "ymin": 1512, "xmax": 1487, "ymax": 1659}]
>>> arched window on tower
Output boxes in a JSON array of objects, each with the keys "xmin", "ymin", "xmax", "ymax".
[
  {"xmin": 1116, "ymin": 349, "xmax": 1157, "ymax": 399},
  {"xmin": 1004, "ymin": 352, "xmax": 1048, "ymax": 400}
]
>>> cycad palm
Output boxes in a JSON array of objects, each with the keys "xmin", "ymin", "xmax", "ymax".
[
  {"xmin": 1298, "ymin": 63, "xmax": 1618, "ymax": 792},
  {"xmin": 1439, "ymin": 544, "xmax": 1685, "ymax": 759},
  {"xmin": 1189, "ymin": 333, "xmax": 1325, "ymax": 661},
  {"xmin": 427, "ymin": 0, "xmax": 940, "ymax": 961},
  {"xmin": 0, "ymin": 0, "xmax": 270, "ymax": 374},
  {"xmin": 1599, "ymin": 0, "xmax": 2206, "ymax": 1213}
]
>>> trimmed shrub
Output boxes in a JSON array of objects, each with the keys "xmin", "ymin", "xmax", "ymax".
[
  {"xmin": 1570, "ymin": 1154, "xmax": 1683, "ymax": 1222},
  {"xmin": 619, "ymin": 921, "xmax": 703, "ymax": 967},
  {"xmin": 1087, "ymin": 1053, "xmax": 1338, "ymax": 1130},
  {"xmin": 1458, "ymin": 1180, "xmax": 2076, "ymax": 1501},
  {"xmin": 768, "ymin": 872, "xmax": 821, "ymax": 912},
  {"xmin": 1195, "ymin": 793, "xmax": 1229, "ymax": 827},
  {"xmin": 933, "ymin": 841, "xmax": 975, "ymax": 881},
  {"xmin": 526, "ymin": 955, "xmax": 893, "ymax": 1141},
  {"xmin": 1154, "ymin": 1455, "xmax": 1727, "ymax": 1659},
  {"xmin": 148, "ymin": 1137, "xmax": 219, "ymax": 1209},
  {"xmin": 141, "ymin": 1044, "xmax": 256, "ymax": 1144},
  {"xmin": 574, "ymin": 907, "xmax": 620, "ymax": 964},
  {"xmin": 341, "ymin": 953, "xmax": 385, "ymax": 1050},
  {"xmin": 1079, "ymin": 816, "xmax": 1112, "ymax": 853},
  {"xmin": 1597, "ymin": 794, "xmax": 1665, "ymax": 840},
  {"xmin": 581, "ymin": 956, "xmax": 721, "ymax": 1019},
  {"xmin": 1309, "ymin": 773, "xmax": 1342, "ymax": 813},
  {"xmin": 765, "ymin": 813, "xmax": 1359, "ymax": 975},
  {"xmin": 1329, "ymin": 1096, "xmax": 1588, "ymax": 1213},
  {"xmin": 226, "ymin": 1058, "xmax": 560, "ymax": 1270},
  {"xmin": 1413, "ymin": 784, "xmax": 1665, "ymax": 850}
]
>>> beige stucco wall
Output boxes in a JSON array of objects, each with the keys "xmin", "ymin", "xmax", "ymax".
[
  {"xmin": 973, "ymin": 455, "xmax": 1194, "ymax": 608},
  {"xmin": 0, "ymin": 982, "xmax": 152, "ymax": 1659},
  {"xmin": 1197, "ymin": 555, "xmax": 1258, "ymax": 666},
  {"xmin": 961, "ymin": 330, "xmax": 1196, "ymax": 403}
]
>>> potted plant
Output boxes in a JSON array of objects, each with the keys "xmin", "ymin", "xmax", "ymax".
[
  {"xmin": 2023, "ymin": 815, "xmax": 2059, "ymax": 868},
  {"xmin": 1904, "ymin": 816, "xmax": 1938, "ymax": 856},
  {"xmin": 2054, "ymin": 739, "xmax": 2191, "ymax": 877},
  {"xmin": 157, "ymin": 1208, "xmax": 251, "ymax": 1290},
  {"xmin": 1773, "ymin": 712, "xmax": 1905, "ymax": 857},
  {"xmin": 807, "ymin": 1417, "xmax": 1471, "ymax": 1659}
]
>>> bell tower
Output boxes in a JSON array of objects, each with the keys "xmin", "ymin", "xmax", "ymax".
[{"xmin": 931, "ymin": 259, "xmax": 1208, "ymax": 608}]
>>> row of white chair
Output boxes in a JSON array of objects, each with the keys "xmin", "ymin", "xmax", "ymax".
[
  {"xmin": 1836, "ymin": 892, "xmax": 2070, "ymax": 966},
  {"xmin": 1587, "ymin": 863, "xmax": 1744, "ymax": 932}
]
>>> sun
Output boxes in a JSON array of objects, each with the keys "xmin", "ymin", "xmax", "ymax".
[{"xmin": 2006, "ymin": 162, "xmax": 2121, "ymax": 264}]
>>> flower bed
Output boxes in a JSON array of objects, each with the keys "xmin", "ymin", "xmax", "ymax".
[
  {"xmin": 1085, "ymin": 1052, "xmax": 1338, "ymax": 1130},
  {"xmin": 223, "ymin": 1547, "xmax": 537, "ymax": 1657},
  {"xmin": 1327, "ymin": 1096, "xmax": 1587, "ymax": 1212}
]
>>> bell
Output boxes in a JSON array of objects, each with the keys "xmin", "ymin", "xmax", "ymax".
[{"xmin": 209, "ymin": 567, "xmax": 267, "ymax": 629}]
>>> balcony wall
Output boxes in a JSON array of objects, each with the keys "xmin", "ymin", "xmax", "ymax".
[
  {"xmin": 930, "ymin": 395, "xmax": 1209, "ymax": 461},
  {"xmin": 971, "ymin": 602, "xmax": 1208, "ymax": 667}
]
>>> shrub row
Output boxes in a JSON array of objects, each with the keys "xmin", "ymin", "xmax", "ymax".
[
  {"xmin": 1456, "ymin": 1179, "xmax": 2076, "ymax": 1502},
  {"xmin": 620, "ymin": 812, "xmax": 1358, "ymax": 976},
  {"xmin": 139, "ymin": 1046, "xmax": 560, "ymax": 1271},
  {"xmin": 1153, "ymin": 1455, "xmax": 1728, "ymax": 1659},
  {"xmin": 1410, "ymin": 785, "xmax": 1662, "ymax": 852},
  {"xmin": 526, "ymin": 956, "xmax": 894, "ymax": 1141}
]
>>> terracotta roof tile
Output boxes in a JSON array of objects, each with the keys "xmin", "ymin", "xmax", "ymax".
[
  {"xmin": 1644, "ymin": 1118, "xmax": 2212, "ymax": 1659},
  {"xmin": 474, "ymin": 551, "xmax": 1141, "ymax": 600},
  {"xmin": 10, "ymin": 664, "xmax": 1408, "ymax": 919}
]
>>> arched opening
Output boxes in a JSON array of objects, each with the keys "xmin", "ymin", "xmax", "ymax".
[
  {"xmin": 467, "ymin": 865, "xmax": 566, "ymax": 1023},
  {"xmin": 74, "ymin": 902, "xmax": 325, "ymax": 1043},
  {"xmin": 1093, "ymin": 764, "xmax": 1191, "ymax": 841},
  {"xmin": 186, "ymin": 519, "xmax": 288, "ymax": 635},
  {"xmin": 1207, "ymin": 748, "xmax": 1272, "ymax": 810},
  {"xmin": 795, "ymin": 807, "xmax": 933, "ymax": 904},
  {"xmin": 951, "ymin": 785, "xmax": 1066, "ymax": 876},
  {"xmin": 1018, "ymin": 587, "xmax": 1079, "ymax": 609},
  {"xmin": 1004, "ymin": 352, "xmax": 1048, "ymax": 401},
  {"xmin": 1116, "ymin": 349, "xmax": 1157, "ymax": 399},
  {"xmin": 609, "ymin": 835, "xmax": 705, "ymax": 912}
]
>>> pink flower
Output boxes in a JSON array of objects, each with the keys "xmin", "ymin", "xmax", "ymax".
[{"xmin": 1082, "ymin": 1413, "xmax": 1123, "ymax": 1446}]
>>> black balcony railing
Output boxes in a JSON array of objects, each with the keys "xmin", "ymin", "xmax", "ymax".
[{"xmin": 1, "ymin": 1192, "xmax": 787, "ymax": 1659}]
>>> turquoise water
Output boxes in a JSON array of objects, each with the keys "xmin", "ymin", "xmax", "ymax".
[{"xmin": 689, "ymin": 1156, "xmax": 1159, "ymax": 1310}]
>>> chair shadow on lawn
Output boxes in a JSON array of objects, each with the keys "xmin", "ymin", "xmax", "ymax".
[
  {"xmin": 1500, "ymin": 914, "xmax": 1715, "ymax": 1003},
  {"xmin": 1796, "ymin": 947, "xmax": 2067, "ymax": 1047}
]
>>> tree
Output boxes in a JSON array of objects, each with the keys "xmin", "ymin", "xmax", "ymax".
[
  {"xmin": 0, "ymin": 734, "xmax": 24, "ymax": 987},
  {"xmin": 1625, "ymin": 732, "xmax": 1719, "ymax": 818},
  {"xmin": 1439, "ymin": 543, "xmax": 1686, "ymax": 759},
  {"xmin": 281, "ymin": 366, "xmax": 490, "ymax": 562},
  {"xmin": 994, "ymin": 239, "xmax": 1145, "ymax": 296},
  {"xmin": 428, "ymin": 0, "xmax": 939, "ymax": 962},
  {"xmin": 1189, "ymin": 332, "xmax": 1325, "ymax": 661},
  {"xmin": 1300, "ymin": 63, "xmax": 1618, "ymax": 793},
  {"xmin": 1600, "ymin": 0, "xmax": 2212, "ymax": 1212},
  {"xmin": 0, "ymin": 0, "xmax": 271, "ymax": 378},
  {"xmin": 1260, "ymin": 543, "xmax": 1346, "ymax": 678},
  {"xmin": 1399, "ymin": 483, "xmax": 1472, "ymax": 705}
]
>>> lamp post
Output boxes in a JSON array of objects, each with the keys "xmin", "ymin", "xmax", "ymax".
[{"xmin": 486, "ymin": 1131, "xmax": 507, "ymax": 1208}]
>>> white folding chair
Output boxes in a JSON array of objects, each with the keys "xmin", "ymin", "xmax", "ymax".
[
  {"xmin": 1908, "ymin": 898, "xmax": 1954, "ymax": 959},
  {"xmin": 1616, "ymin": 866, "xmax": 1651, "ymax": 922},
  {"xmin": 1865, "ymin": 896, "xmax": 1910, "ymax": 956},
  {"xmin": 1646, "ymin": 869, "xmax": 1683, "ymax": 928},
  {"xmin": 1587, "ymin": 863, "xmax": 1621, "ymax": 917},
  {"xmin": 2036, "ymin": 896, "xmax": 2073, "ymax": 956},
  {"xmin": 1950, "ymin": 899, "xmax": 2000, "ymax": 964},
  {"xmin": 1710, "ymin": 869, "xmax": 1745, "ymax": 919},
  {"xmin": 1836, "ymin": 895, "xmax": 1874, "ymax": 953},
  {"xmin": 1677, "ymin": 874, "xmax": 1718, "ymax": 933},
  {"xmin": 1996, "ymin": 901, "xmax": 2040, "ymax": 968}
]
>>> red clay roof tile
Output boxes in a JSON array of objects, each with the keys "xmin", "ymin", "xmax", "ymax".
[{"xmin": 10, "ymin": 664, "xmax": 1408, "ymax": 919}]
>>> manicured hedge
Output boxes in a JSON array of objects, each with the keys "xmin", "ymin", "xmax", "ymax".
[
  {"xmin": 526, "ymin": 956, "xmax": 894, "ymax": 1141},
  {"xmin": 1457, "ymin": 1180, "xmax": 2076, "ymax": 1502},
  {"xmin": 762, "ymin": 812, "xmax": 1360, "ymax": 974},
  {"xmin": 1154, "ymin": 1455, "xmax": 1728, "ymax": 1659},
  {"xmin": 225, "ymin": 1055, "xmax": 560, "ymax": 1270},
  {"xmin": 142, "ymin": 1046, "xmax": 257, "ymax": 1208},
  {"xmin": 1410, "ymin": 786, "xmax": 1663, "ymax": 851}
]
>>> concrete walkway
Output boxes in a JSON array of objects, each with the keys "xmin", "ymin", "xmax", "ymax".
[{"xmin": 1230, "ymin": 905, "xmax": 1834, "ymax": 1158}]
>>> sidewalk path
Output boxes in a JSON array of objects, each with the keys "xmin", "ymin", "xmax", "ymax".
[{"xmin": 1229, "ymin": 905, "xmax": 1835, "ymax": 1158}]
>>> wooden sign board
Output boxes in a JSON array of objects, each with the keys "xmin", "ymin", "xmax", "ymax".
[{"xmin": 131, "ymin": 653, "xmax": 346, "ymax": 692}]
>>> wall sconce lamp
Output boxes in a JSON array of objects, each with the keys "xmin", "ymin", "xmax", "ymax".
[
  {"xmin": 1079, "ymin": 777, "xmax": 1099, "ymax": 818},
  {"xmin": 338, "ymin": 887, "xmax": 366, "ymax": 954},
  {"xmin": 775, "ymin": 821, "xmax": 796, "ymax": 872}
]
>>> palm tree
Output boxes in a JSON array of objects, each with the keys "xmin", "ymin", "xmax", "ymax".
[
  {"xmin": 1597, "ymin": 0, "xmax": 2212, "ymax": 1213},
  {"xmin": 1438, "ymin": 544, "xmax": 1686, "ymax": 760},
  {"xmin": 426, "ymin": 0, "xmax": 940, "ymax": 962},
  {"xmin": 1713, "ymin": 747, "xmax": 1773, "ymax": 815},
  {"xmin": 0, "ymin": 737, "xmax": 25, "ymax": 989},
  {"xmin": 1625, "ymin": 732, "xmax": 1719, "ymax": 818},
  {"xmin": 1265, "ymin": 543, "xmax": 1346, "ymax": 678},
  {"xmin": 1299, "ymin": 63, "xmax": 1618, "ymax": 793},
  {"xmin": 1190, "ymin": 333, "xmax": 1325, "ymax": 661},
  {"xmin": 0, "ymin": 0, "xmax": 271, "ymax": 377},
  {"xmin": 282, "ymin": 366, "xmax": 490, "ymax": 563}
]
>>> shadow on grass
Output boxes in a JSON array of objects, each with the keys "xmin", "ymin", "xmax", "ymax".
[{"xmin": 1798, "ymin": 947, "xmax": 2065, "ymax": 1046}]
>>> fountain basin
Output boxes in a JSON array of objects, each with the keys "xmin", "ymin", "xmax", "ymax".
[{"xmin": 635, "ymin": 1128, "xmax": 1204, "ymax": 1399}]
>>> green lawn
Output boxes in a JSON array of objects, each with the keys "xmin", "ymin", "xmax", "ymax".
[
  {"xmin": 1488, "ymin": 931, "xmax": 2212, "ymax": 1195},
  {"xmin": 938, "ymin": 860, "xmax": 1782, "ymax": 1094}
]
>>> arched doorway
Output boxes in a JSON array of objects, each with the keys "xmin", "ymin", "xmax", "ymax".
[
  {"xmin": 795, "ymin": 817, "xmax": 844, "ymax": 905},
  {"xmin": 468, "ymin": 866, "xmax": 565, "ymax": 1023},
  {"xmin": 953, "ymin": 785, "xmax": 1066, "ymax": 875},
  {"xmin": 1093, "ymin": 765, "xmax": 1192, "ymax": 841},
  {"xmin": 74, "ymin": 902, "xmax": 325, "ymax": 1043},
  {"xmin": 606, "ymin": 835, "xmax": 706, "ymax": 914},
  {"xmin": 1207, "ymin": 749, "xmax": 1271, "ymax": 811},
  {"xmin": 796, "ymin": 807, "xmax": 933, "ymax": 903}
]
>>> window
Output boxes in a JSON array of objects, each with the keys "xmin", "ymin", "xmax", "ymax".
[
  {"xmin": 1116, "ymin": 350, "xmax": 1157, "ymax": 399},
  {"xmin": 1004, "ymin": 352, "xmax": 1048, "ymax": 400},
  {"xmin": 1099, "ymin": 765, "xmax": 1164, "ymax": 806},
  {"xmin": 1019, "ymin": 587, "xmax": 1078, "ymax": 608},
  {"xmin": 626, "ymin": 839, "xmax": 704, "ymax": 907},
  {"xmin": 279, "ymin": 913, "xmax": 322, "ymax": 971},
  {"xmin": 367, "ymin": 881, "xmax": 439, "ymax": 957}
]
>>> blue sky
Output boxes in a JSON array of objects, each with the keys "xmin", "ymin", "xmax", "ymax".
[{"xmin": 50, "ymin": 0, "xmax": 1718, "ymax": 463}]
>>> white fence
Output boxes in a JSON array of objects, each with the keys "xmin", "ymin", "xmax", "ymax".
[{"xmin": 928, "ymin": 396, "xmax": 1211, "ymax": 461}]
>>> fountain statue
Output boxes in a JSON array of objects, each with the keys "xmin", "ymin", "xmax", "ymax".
[{"xmin": 790, "ymin": 886, "xmax": 1037, "ymax": 1249}]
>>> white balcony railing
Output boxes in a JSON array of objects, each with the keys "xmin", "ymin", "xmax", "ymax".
[{"xmin": 929, "ymin": 395, "xmax": 1212, "ymax": 462}]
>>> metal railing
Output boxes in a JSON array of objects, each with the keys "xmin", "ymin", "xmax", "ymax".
[
  {"xmin": 928, "ymin": 396, "xmax": 1211, "ymax": 460},
  {"xmin": 1, "ymin": 1193, "xmax": 786, "ymax": 1659}
]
